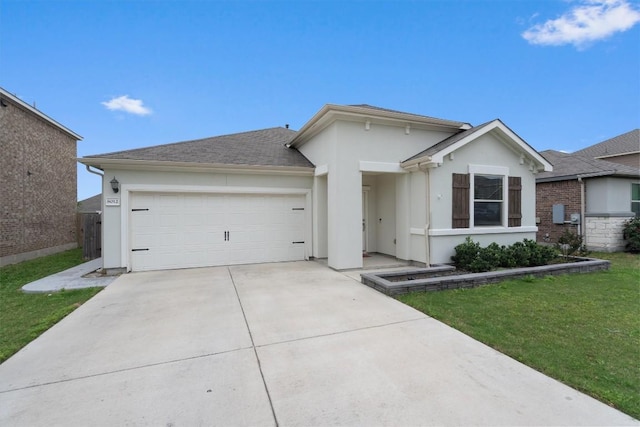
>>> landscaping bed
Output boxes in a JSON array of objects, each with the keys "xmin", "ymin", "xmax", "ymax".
[{"xmin": 361, "ymin": 256, "xmax": 610, "ymax": 296}]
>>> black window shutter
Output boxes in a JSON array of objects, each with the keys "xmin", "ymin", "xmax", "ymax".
[
  {"xmin": 452, "ymin": 173, "xmax": 470, "ymax": 228},
  {"xmin": 508, "ymin": 176, "xmax": 522, "ymax": 227}
]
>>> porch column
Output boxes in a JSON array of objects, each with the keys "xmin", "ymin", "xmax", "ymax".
[
  {"xmin": 327, "ymin": 167, "xmax": 363, "ymax": 270},
  {"xmin": 312, "ymin": 175, "xmax": 328, "ymax": 258},
  {"xmin": 395, "ymin": 173, "xmax": 411, "ymax": 260}
]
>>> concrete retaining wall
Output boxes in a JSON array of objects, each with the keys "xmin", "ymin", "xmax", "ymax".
[{"xmin": 361, "ymin": 257, "xmax": 611, "ymax": 296}]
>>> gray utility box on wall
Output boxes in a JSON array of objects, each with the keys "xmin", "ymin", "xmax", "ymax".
[
  {"xmin": 553, "ymin": 204, "xmax": 565, "ymax": 224},
  {"xmin": 570, "ymin": 213, "xmax": 581, "ymax": 224}
]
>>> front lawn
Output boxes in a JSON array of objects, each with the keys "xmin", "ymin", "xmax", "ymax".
[
  {"xmin": 397, "ymin": 252, "xmax": 640, "ymax": 419},
  {"xmin": 0, "ymin": 248, "xmax": 103, "ymax": 363}
]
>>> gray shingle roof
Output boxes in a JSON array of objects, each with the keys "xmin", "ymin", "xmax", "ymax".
[
  {"xmin": 574, "ymin": 129, "xmax": 640, "ymax": 158},
  {"xmin": 536, "ymin": 149, "xmax": 640, "ymax": 182},
  {"xmin": 403, "ymin": 120, "xmax": 495, "ymax": 162},
  {"xmin": 78, "ymin": 194, "xmax": 102, "ymax": 212},
  {"xmin": 85, "ymin": 127, "xmax": 314, "ymax": 168}
]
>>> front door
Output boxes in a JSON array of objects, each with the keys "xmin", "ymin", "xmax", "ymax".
[{"xmin": 362, "ymin": 189, "xmax": 369, "ymax": 252}]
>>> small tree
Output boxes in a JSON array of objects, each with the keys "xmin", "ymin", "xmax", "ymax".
[
  {"xmin": 622, "ymin": 217, "xmax": 640, "ymax": 253},
  {"xmin": 555, "ymin": 229, "xmax": 583, "ymax": 258}
]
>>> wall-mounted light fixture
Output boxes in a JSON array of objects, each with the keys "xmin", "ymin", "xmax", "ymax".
[
  {"xmin": 0, "ymin": 98, "xmax": 7, "ymax": 108},
  {"xmin": 110, "ymin": 177, "xmax": 120, "ymax": 193}
]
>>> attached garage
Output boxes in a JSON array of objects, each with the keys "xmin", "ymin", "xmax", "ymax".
[{"xmin": 129, "ymin": 192, "xmax": 307, "ymax": 271}]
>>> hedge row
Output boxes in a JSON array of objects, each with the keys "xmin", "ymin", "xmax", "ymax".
[{"xmin": 451, "ymin": 237, "xmax": 557, "ymax": 273}]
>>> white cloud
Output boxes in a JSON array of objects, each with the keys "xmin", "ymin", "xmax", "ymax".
[
  {"xmin": 102, "ymin": 95, "xmax": 152, "ymax": 116},
  {"xmin": 522, "ymin": 0, "xmax": 640, "ymax": 49}
]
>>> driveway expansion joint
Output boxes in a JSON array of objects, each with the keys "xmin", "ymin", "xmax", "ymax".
[
  {"xmin": 254, "ymin": 316, "xmax": 427, "ymax": 349},
  {"xmin": 228, "ymin": 267, "xmax": 280, "ymax": 427},
  {"xmin": 0, "ymin": 347, "xmax": 253, "ymax": 394}
]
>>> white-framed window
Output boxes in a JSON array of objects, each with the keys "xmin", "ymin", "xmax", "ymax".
[
  {"xmin": 473, "ymin": 174, "xmax": 503, "ymax": 226},
  {"xmin": 632, "ymin": 183, "xmax": 640, "ymax": 217},
  {"xmin": 452, "ymin": 165, "xmax": 521, "ymax": 229}
]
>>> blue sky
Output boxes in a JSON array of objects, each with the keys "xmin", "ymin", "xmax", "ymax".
[{"xmin": 1, "ymin": 0, "xmax": 639, "ymax": 200}]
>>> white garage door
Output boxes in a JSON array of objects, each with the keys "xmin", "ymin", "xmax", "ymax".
[{"xmin": 129, "ymin": 192, "xmax": 306, "ymax": 271}]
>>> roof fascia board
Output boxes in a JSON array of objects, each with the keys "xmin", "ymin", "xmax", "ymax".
[
  {"xmin": 537, "ymin": 170, "xmax": 640, "ymax": 183},
  {"xmin": 595, "ymin": 151, "xmax": 640, "ymax": 159},
  {"xmin": 0, "ymin": 87, "xmax": 83, "ymax": 140},
  {"xmin": 77, "ymin": 158, "xmax": 314, "ymax": 176},
  {"xmin": 289, "ymin": 104, "xmax": 469, "ymax": 148},
  {"xmin": 402, "ymin": 120, "xmax": 553, "ymax": 172}
]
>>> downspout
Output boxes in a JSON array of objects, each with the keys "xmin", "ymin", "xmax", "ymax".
[
  {"xmin": 85, "ymin": 165, "xmax": 104, "ymax": 203},
  {"xmin": 419, "ymin": 163, "xmax": 431, "ymax": 267},
  {"xmin": 578, "ymin": 176, "xmax": 586, "ymax": 241},
  {"xmin": 85, "ymin": 165, "xmax": 104, "ymax": 178}
]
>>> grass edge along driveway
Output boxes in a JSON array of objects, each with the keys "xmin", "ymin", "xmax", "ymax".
[
  {"xmin": 397, "ymin": 252, "xmax": 640, "ymax": 420},
  {"xmin": 0, "ymin": 248, "xmax": 102, "ymax": 364}
]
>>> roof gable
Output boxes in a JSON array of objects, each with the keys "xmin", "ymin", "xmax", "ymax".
[
  {"xmin": 288, "ymin": 104, "xmax": 470, "ymax": 148},
  {"xmin": 402, "ymin": 119, "xmax": 552, "ymax": 172},
  {"xmin": 82, "ymin": 127, "xmax": 314, "ymax": 170}
]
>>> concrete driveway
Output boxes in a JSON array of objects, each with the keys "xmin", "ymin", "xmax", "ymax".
[{"xmin": 0, "ymin": 261, "xmax": 636, "ymax": 426}]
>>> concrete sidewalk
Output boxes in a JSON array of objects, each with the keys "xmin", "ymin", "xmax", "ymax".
[
  {"xmin": 21, "ymin": 258, "xmax": 118, "ymax": 293},
  {"xmin": 1, "ymin": 261, "xmax": 637, "ymax": 426}
]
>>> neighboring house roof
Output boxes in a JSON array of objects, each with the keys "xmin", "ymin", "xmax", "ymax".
[
  {"xmin": 536, "ymin": 149, "xmax": 640, "ymax": 182},
  {"xmin": 574, "ymin": 129, "xmax": 640, "ymax": 159},
  {"xmin": 288, "ymin": 104, "xmax": 471, "ymax": 148},
  {"xmin": 81, "ymin": 127, "xmax": 314, "ymax": 171},
  {"xmin": 78, "ymin": 194, "xmax": 102, "ymax": 213},
  {"xmin": 0, "ymin": 86, "xmax": 83, "ymax": 140},
  {"xmin": 402, "ymin": 119, "xmax": 553, "ymax": 172}
]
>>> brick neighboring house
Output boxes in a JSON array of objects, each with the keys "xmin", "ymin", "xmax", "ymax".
[
  {"xmin": 0, "ymin": 87, "xmax": 83, "ymax": 266},
  {"xmin": 536, "ymin": 130, "xmax": 640, "ymax": 252}
]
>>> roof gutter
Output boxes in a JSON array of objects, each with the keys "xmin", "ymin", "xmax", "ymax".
[
  {"xmin": 78, "ymin": 157, "xmax": 315, "ymax": 176},
  {"xmin": 85, "ymin": 165, "xmax": 104, "ymax": 177},
  {"xmin": 536, "ymin": 170, "xmax": 640, "ymax": 183}
]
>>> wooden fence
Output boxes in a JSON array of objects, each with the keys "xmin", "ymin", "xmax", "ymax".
[{"xmin": 77, "ymin": 213, "xmax": 101, "ymax": 260}]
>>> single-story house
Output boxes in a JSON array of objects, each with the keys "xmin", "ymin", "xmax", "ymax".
[
  {"xmin": 536, "ymin": 129, "xmax": 640, "ymax": 252},
  {"xmin": 79, "ymin": 104, "xmax": 552, "ymax": 272}
]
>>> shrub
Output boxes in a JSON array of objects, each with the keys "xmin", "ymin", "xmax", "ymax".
[
  {"xmin": 451, "ymin": 237, "xmax": 490, "ymax": 272},
  {"xmin": 622, "ymin": 217, "xmax": 640, "ymax": 253},
  {"xmin": 452, "ymin": 237, "xmax": 558, "ymax": 272},
  {"xmin": 524, "ymin": 238, "xmax": 557, "ymax": 266},
  {"xmin": 555, "ymin": 229, "xmax": 584, "ymax": 258}
]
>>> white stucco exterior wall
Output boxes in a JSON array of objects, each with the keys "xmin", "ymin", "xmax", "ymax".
[
  {"xmin": 298, "ymin": 120, "xmax": 455, "ymax": 269},
  {"xmin": 100, "ymin": 168, "xmax": 312, "ymax": 270},
  {"xmin": 426, "ymin": 132, "xmax": 539, "ymax": 264},
  {"xmin": 586, "ymin": 177, "xmax": 639, "ymax": 214}
]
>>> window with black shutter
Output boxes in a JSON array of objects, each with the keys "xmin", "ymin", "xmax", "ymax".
[
  {"xmin": 452, "ymin": 173, "xmax": 470, "ymax": 228},
  {"xmin": 508, "ymin": 176, "xmax": 522, "ymax": 227}
]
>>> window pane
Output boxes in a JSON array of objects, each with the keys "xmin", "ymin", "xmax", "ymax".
[
  {"xmin": 632, "ymin": 201, "xmax": 640, "ymax": 217},
  {"xmin": 632, "ymin": 183, "xmax": 640, "ymax": 201},
  {"xmin": 475, "ymin": 175, "xmax": 503, "ymax": 200},
  {"xmin": 474, "ymin": 201, "xmax": 502, "ymax": 225}
]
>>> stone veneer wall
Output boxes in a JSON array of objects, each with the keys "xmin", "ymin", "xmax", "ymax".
[
  {"xmin": 0, "ymin": 96, "xmax": 78, "ymax": 266},
  {"xmin": 584, "ymin": 215, "xmax": 633, "ymax": 252}
]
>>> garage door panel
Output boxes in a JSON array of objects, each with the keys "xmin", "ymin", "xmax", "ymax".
[{"xmin": 130, "ymin": 192, "xmax": 306, "ymax": 271}]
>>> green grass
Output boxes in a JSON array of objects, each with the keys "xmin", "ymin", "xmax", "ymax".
[
  {"xmin": 397, "ymin": 252, "xmax": 640, "ymax": 419},
  {"xmin": 0, "ymin": 248, "xmax": 103, "ymax": 363}
]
